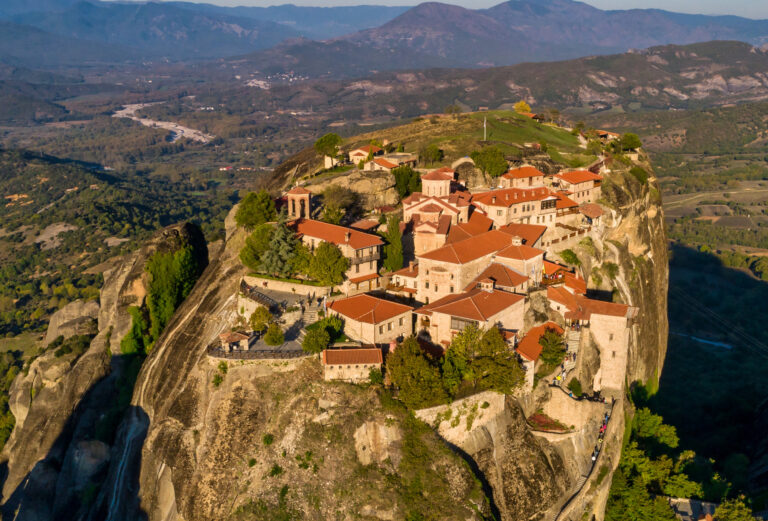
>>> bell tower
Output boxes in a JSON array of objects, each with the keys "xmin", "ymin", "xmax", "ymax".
[{"xmin": 286, "ymin": 186, "xmax": 312, "ymax": 219}]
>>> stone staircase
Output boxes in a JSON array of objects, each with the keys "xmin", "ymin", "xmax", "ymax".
[
  {"xmin": 574, "ymin": 475, "xmax": 588, "ymax": 489},
  {"xmin": 297, "ymin": 308, "xmax": 319, "ymax": 344},
  {"xmin": 564, "ymin": 329, "xmax": 581, "ymax": 372}
]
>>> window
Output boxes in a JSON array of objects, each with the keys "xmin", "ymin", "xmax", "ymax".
[
  {"xmin": 450, "ymin": 317, "xmax": 478, "ymax": 331},
  {"xmin": 388, "ymin": 322, "xmax": 392, "ymax": 331},
  {"xmin": 450, "ymin": 286, "xmax": 454, "ymax": 293},
  {"xmin": 355, "ymin": 264, "xmax": 360, "ymax": 273},
  {"xmin": 399, "ymin": 317, "xmax": 403, "ymax": 326},
  {"xmin": 379, "ymin": 325, "xmax": 384, "ymax": 334},
  {"xmin": 612, "ymin": 351, "xmax": 616, "ymax": 359},
  {"xmin": 609, "ymin": 333, "xmax": 614, "ymax": 341},
  {"xmin": 434, "ymin": 285, "xmax": 438, "ymax": 292},
  {"xmin": 425, "ymin": 282, "xmax": 429, "ymax": 289},
  {"xmin": 497, "ymin": 210, "xmax": 503, "ymax": 216}
]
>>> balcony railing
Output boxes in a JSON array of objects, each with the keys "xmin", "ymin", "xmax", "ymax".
[{"xmin": 350, "ymin": 252, "xmax": 381, "ymax": 265}]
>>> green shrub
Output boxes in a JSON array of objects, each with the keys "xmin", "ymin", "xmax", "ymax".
[
  {"xmin": 559, "ymin": 249, "xmax": 581, "ymax": 266},
  {"xmin": 248, "ymin": 458, "xmax": 257, "ymax": 467},
  {"xmin": 268, "ymin": 463, "xmax": 283, "ymax": 477},
  {"xmin": 264, "ymin": 323, "xmax": 284, "ymax": 346},
  {"xmin": 567, "ymin": 377, "xmax": 583, "ymax": 397},
  {"xmin": 369, "ymin": 367, "xmax": 384, "ymax": 385},
  {"xmin": 603, "ymin": 262, "xmax": 620, "ymax": 279},
  {"xmin": 262, "ymin": 433, "xmax": 274, "ymax": 446},
  {"xmin": 212, "ymin": 373, "xmax": 223, "ymax": 387},
  {"xmin": 302, "ymin": 328, "xmax": 330, "ymax": 354},
  {"xmin": 217, "ymin": 361, "xmax": 228, "ymax": 374},
  {"xmin": 629, "ymin": 166, "xmax": 649, "ymax": 185}
]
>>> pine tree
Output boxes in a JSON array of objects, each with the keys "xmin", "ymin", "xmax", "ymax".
[
  {"xmin": 260, "ymin": 211, "xmax": 299, "ymax": 278},
  {"xmin": 239, "ymin": 224, "xmax": 274, "ymax": 272},
  {"xmin": 382, "ymin": 215, "xmax": 403, "ymax": 272}
]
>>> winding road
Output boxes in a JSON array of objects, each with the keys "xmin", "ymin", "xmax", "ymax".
[{"xmin": 112, "ymin": 103, "xmax": 215, "ymax": 144}]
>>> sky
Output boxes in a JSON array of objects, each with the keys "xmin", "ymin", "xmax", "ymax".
[{"xmin": 159, "ymin": 0, "xmax": 768, "ymax": 19}]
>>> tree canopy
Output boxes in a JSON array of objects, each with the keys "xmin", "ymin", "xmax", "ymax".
[
  {"xmin": 471, "ymin": 147, "xmax": 508, "ymax": 178},
  {"xmin": 308, "ymin": 242, "xmax": 349, "ymax": 286},
  {"xmin": 239, "ymin": 223, "xmax": 273, "ymax": 272},
  {"xmin": 236, "ymin": 190, "xmax": 276, "ymax": 230},
  {"xmin": 620, "ymin": 133, "xmax": 643, "ymax": 151},
  {"xmin": 302, "ymin": 327, "xmax": 330, "ymax": 354},
  {"xmin": 514, "ymin": 100, "xmax": 532, "ymax": 113},
  {"xmin": 260, "ymin": 211, "xmax": 300, "ymax": 277},
  {"xmin": 387, "ymin": 336, "xmax": 448, "ymax": 410},
  {"xmin": 420, "ymin": 144, "xmax": 444, "ymax": 166},
  {"xmin": 314, "ymin": 133, "xmax": 343, "ymax": 158},
  {"xmin": 392, "ymin": 165, "xmax": 421, "ymax": 200},
  {"xmin": 382, "ymin": 215, "xmax": 403, "ymax": 273}
]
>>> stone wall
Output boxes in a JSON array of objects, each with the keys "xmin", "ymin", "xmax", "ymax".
[{"xmin": 243, "ymin": 275, "xmax": 331, "ymax": 297}]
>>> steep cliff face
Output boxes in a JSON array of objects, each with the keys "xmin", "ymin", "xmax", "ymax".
[
  {"xmin": 84, "ymin": 209, "xmax": 491, "ymax": 521},
  {"xmin": 600, "ymin": 165, "xmax": 669, "ymax": 387},
  {"xmin": 0, "ymin": 223, "xmax": 208, "ymax": 521}
]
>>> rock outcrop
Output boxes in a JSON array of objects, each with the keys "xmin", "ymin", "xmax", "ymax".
[
  {"xmin": 0, "ymin": 223, "xmax": 208, "ymax": 521},
  {"xmin": 307, "ymin": 169, "xmax": 399, "ymax": 208},
  {"xmin": 43, "ymin": 300, "xmax": 99, "ymax": 346}
]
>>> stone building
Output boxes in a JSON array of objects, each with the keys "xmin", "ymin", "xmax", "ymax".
[
  {"xmin": 415, "ymin": 286, "xmax": 525, "ymax": 347},
  {"xmin": 292, "ymin": 219, "xmax": 384, "ymax": 293},
  {"xmin": 498, "ymin": 165, "xmax": 546, "ymax": 189},
  {"xmin": 515, "ymin": 322, "xmax": 564, "ymax": 391},
  {"xmin": 546, "ymin": 286, "xmax": 637, "ymax": 391},
  {"xmin": 327, "ymin": 294, "xmax": 413, "ymax": 345},
  {"xmin": 552, "ymin": 170, "xmax": 602, "ymax": 204},
  {"xmin": 322, "ymin": 348, "xmax": 383, "ymax": 383}
]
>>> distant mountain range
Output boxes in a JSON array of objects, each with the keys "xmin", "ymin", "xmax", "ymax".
[{"xmin": 2, "ymin": 0, "xmax": 768, "ymax": 76}]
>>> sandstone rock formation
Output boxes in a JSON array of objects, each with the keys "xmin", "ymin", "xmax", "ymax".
[{"xmin": 43, "ymin": 300, "xmax": 99, "ymax": 346}]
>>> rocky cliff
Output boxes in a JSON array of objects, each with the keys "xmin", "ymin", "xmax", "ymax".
[
  {"xmin": 0, "ymin": 154, "xmax": 668, "ymax": 521},
  {"xmin": 0, "ymin": 223, "xmax": 208, "ymax": 521}
]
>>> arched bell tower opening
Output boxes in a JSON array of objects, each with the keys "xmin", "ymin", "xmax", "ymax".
[{"xmin": 286, "ymin": 186, "xmax": 312, "ymax": 219}]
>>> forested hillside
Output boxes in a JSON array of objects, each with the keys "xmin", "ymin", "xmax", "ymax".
[{"xmin": 0, "ymin": 149, "xmax": 234, "ymax": 335}]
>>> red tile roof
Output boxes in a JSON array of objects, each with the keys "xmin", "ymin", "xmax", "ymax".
[
  {"xmin": 502, "ymin": 166, "xmax": 545, "ymax": 180},
  {"xmin": 464, "ymin": 263, "xmax": 528, "ymax": 291},
  {"xmin": 498, "ymin": 223, "xmax": 547, "ymax": 246},
  {"xmin": 496, "ymin": 243, "xmax": 545, "ymax": 261},
  {"xmin": 416, "ymin": 288, "xmax": 524, "ymax": 322},
  {"xmin": 555, "ymin": 192, "xmax": 579, "ymax": 209},
  {"xmin": 393, "ymin": 263, "xmax": 419, "ymax": 278},
  {"xmin": 555, "ymin": 170, "xmax": 602, "ymax": 185},
  {"xmin": 293, "ymin": 219, "xmax": 383, "ymax": 249},
  {"xmin": 579, "ymin": 203, "xmax": 604, "ymax": 219},
  {"xmin": 422, "ymin": 168, "xmax": 455, "ymax": 181},
  {"xmin": 286, "ymin": 186, "xmax": 311, "ymax": 195},
  {"xmin": 419, "ymin": 203, "xmax": 444, "ymax": 213},
  {"xmin": 418, "ymin": 229, "xmax": 518, "ymax": 264},
  {"xmin": 349, "ymin": 273, "xmax": 380, "ymax": 284},
  {"xmin": 350, "ymin": 145, "xmax": 383, "ymax": 155},
  {"xmin": 329, "ymin": 294, "xmax": 412, "ymax": 324},
  {"xmin": 220, "ymin": 332, "xmax": 249, "ymax": 343},
  {"xmin": 544, "ymin": 260, "xmax": 570, "ymax": 276},
  {"xmin": 322, "ymin": 348, "xmax": 383, "ymax": 365},
  {"xmin": 372, "ymin": 158, "xmax": 398, "ymax": 169},
  {"xmin": 472, "ymin": 187, "xmax": 556, "ymax": 208},
  {"xmin": 516, "ymin": 322, "xmax": 564, "ymax": 362},
  {"xmin": 547, "ymin": 287, "xmax": 634, "ymax": 319},
  {"xmin": 350, "ymin": 219, "xmax": 380, "ymax": 232},
  {"xmin": 446, "ymin": 211, "xmax": 495, "ymax": 243}
]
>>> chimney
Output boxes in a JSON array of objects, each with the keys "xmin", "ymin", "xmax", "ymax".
[
  {"xmin": 345, "ymin": 231, "xmax": 351, "ymax": 243},
  {"xmin": 512, "ymin": 236, "xmax": 522, "ymax": 246},
  {"xmin": 492, "ymin": 196, "xmax": 496, "ymax": 204},
  {"xmin": 505, "ymin": 193, "xmax": 509, "ymax": 201},
  {"xmin": 409, "ymin": 261, "xmax": 416, "ymax": 271},
  {"xmin": 514, "ymin": 192, "xmax": 517, "ymax": 200}
]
